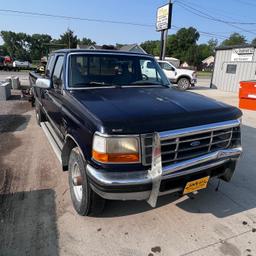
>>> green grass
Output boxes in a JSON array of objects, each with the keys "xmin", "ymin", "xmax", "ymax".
[{"xmin": 197, "ymin": 71, "xmax": 213, "ymax": 77}]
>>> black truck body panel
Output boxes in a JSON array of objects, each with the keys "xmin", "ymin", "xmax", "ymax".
[{"xmin": 30, "ymin": 49, "xmax": 242, "ymax": 204}]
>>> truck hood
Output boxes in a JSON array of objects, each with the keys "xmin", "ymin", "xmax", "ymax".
[{"xmin": 70, "ymin": 87, "xmax": 242, "ymax": 134}]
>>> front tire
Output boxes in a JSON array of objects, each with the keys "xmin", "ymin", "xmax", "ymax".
[
  {"xmin": 68, "ymin": 147, "xmax": 105, "ymax": 216},
  {"xmin": 177, "ymin": 77, "xmax": 190, "ymax": 90}
]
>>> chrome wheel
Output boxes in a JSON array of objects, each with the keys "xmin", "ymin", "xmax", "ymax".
[
  {"xmin": 178, "ymin": 78, "xmax": 190, "ymax": 90},
  {"xmin": 71, "ymin": 162, "xmax": 83, "ymax": 202},
  {"xmin": 68, "ymin": 147, "xmax": 106, "ymax": 216}
]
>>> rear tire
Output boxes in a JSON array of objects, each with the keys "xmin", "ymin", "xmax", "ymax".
[
  {"xmin": 177, "ymin": 77, "xmax": 190, "ymax": 90},
  {"xmin": 68, "ymin": 147, "xmax": 106, "ymax": 216}
]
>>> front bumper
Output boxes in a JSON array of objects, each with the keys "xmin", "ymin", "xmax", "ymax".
[
  {"xmin": 191, "ymin": 78, "xmax": 197, "ymax": 84},
  {"xmin": 87, "ymin": 147, "xmax": 242, "ymax": 201}
]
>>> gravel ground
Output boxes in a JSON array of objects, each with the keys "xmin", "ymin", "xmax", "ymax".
[{"xmin": 0, "ymin": 81, "xmax": 256, "ymax": 256}]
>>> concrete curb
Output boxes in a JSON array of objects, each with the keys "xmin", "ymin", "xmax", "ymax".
[{"xmin": 0, "ymin": 82, "xmax": 11, "ymax": 100}]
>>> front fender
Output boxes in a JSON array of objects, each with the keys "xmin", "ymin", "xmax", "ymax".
[{"xmin": 61, "ymin": 129, "xmax": 93, "ymax": 171}]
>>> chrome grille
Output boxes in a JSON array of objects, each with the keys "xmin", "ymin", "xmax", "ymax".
[{"xmin": 142, "ymin": 123, "xmax": 240, "ymax": 166}]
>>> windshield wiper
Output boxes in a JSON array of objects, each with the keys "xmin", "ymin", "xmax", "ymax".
[
  {"xmin": 130, "ymin": 81, "xmax": 163, "ymax": 86},
  {"xmin": 72, "ymin": 82, "xmax": 122, "ymax": 88},
  {"xmin": 88, "ymin": 81, "xmax": 122, "ymax": 88}
]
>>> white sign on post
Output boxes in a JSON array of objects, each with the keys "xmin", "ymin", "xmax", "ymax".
[
  {"xmin": 156, "ymin": 3, "xmax": 172, "ymax": 31},
  {"xmin": 231, "ymin": 48, "xmax": 254, "ymax": 62}
]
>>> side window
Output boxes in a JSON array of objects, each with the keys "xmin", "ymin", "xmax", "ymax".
[
  {"xmin": 158, "ymin": 62, "xmax": 165, "ymax": 69},
  {"xmin": 52, "ymin": 56, "xmax": 64, "ymax": 90},
  {"xmin": 226, "ymin": 64, "xmax": 237, "ymax": 74},
  {"xmin": 45, "ymin": 55, "xmax": 55, "ymax": 78},
  {"xmin": 163, "ymin": 63, "xmax": 174, "ymax": 71}
]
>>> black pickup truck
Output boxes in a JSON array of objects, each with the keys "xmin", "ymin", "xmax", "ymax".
[{"xmin": 30, "ymin": 49, "xmax": 242, "ymax": 216}]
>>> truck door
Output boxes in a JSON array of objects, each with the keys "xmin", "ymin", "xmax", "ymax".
[
  {"xmin": 159, "ymin": 62, "xmax": 176, "ymax": 81},
  {"xmin": 42, "ymin": 55, "xmax": 64, "ymax": 139}
]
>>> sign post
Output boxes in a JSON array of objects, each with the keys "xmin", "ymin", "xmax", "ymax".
[{"xmin": 156, "ymin": 1, "xmax": 172, "ymax": 60}]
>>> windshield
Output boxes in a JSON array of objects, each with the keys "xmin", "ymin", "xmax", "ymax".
[{"xmin": 68, "ymin": 54, "xmax": 170, "ymax": 88}]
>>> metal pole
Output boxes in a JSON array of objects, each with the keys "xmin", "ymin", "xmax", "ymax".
[
  {"xmin": 158, "ymin": 0, "xmax": 172, "ymax": 60},
  {"xmin": 162, "ymin": 29, "xmax": 168, "ymax": 60},
  {"xmin": 160, "ymin": 30, "xmax": 164, "ymax": 60},
  {"xmin": 69, "ymin": 32, "xmax": 71, "ymax": 48}
]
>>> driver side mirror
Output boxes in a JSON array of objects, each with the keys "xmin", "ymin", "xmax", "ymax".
[{"xmin": 35, "ymin": 78, "xmax": 51, "ymax": 89}]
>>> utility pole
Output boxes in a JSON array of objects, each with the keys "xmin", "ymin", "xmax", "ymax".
[
  {"xmin": 156, "ymin": 0, "xmax": 172, "ymax": 60},
  {"xmin": 68, "ymin": 27, "xmax": 71, "ymax": 48}
]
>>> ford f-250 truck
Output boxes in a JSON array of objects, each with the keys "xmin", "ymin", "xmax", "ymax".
[{"xmin": 30, "ymin": 49, "xmax": 242, "ymax": 216}]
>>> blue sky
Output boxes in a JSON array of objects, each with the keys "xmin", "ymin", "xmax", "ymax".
[{"xmin": 0, "ymin": 0, "xmax": 256, "ymax": 45}]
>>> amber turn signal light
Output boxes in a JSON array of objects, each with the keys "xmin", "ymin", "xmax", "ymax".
[{"xmin": 92, "ymin": 150, "xmax": 139, "ymax": 163}]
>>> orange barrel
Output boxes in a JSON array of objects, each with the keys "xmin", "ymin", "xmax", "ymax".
[{"xmin": 239, "ymin": 81, "xmax": 256, "ymax": 110}]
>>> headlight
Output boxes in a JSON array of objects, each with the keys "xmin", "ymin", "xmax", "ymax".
[
  {"xmin": 92, "ymin": 133, "xmax": 140, "ymax": 163},
  {"xmin": 192, "ymin": 71, "xmax": 197, "ymax": 78}
]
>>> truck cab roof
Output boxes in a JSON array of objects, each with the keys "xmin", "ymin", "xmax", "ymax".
[{"xmin": 52, "ymin": 48, "xmax": 151, "ymax": 57}]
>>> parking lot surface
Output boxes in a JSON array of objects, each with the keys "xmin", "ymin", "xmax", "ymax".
[
  {"xmin": 0, "ymin": 71, "xmax": 30, "ymax": 86},
  {"xmin": 0, "ymin": 75, "xmax": 256, "ymax": 256}
]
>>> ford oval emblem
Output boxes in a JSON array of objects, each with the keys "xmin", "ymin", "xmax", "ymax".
[{"xmin": 190, "ymin": 141, "xmax": 201, "ymax": 147}]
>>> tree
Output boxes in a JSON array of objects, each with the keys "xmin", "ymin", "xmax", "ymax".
[
  {"xmin": 77, "ymin": 37, "xmax": 96, "ymax": 46},
  {"xmin": 198, "ymin": 44, "xmax": 212, "ymax": 58},
  {"xmin": 207, "ymin": 38, "xmax": 218, "ymax": 53},
  {"xmin": 0, "ymin": 44, "xmax": 8, "ymax": 56},
  {"xmin": 251, "ymin": 38, "xmax": 256, "ymax": 46},
  {"xmin": 29, "ymin": 34, "xmax": 52, "ymax": 60},
  {"xmin": 165, "ymin": 34, "xmax": 178, "ymax": 57},
  {"xmin": 166, "ymin": 27, "xmax": 200, "ymax": 65},
  {"xmin": 140, "ymin": 40, "xmax": 160, "ymax": 55},
  {"xmin": 57, "ymin": 29, "xmax": 78, "ymax": 48},
  {"xmin": 221, "ymin": 33, "xmax": 246, "ymax": 46},
  {"xmin": 0, "ymin": 31, "xmax": 53, "ymax": 61},
  {"xmin": 141, "ymin": 27, "xmax": 201, "ymax": 65},
  {"xmin": 0, "ymin": 31, "xmax": 31, "ymax": 60}
]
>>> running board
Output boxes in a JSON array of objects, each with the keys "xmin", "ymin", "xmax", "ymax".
[{"xmin": 41, "ymin": 121, "xmax": 63, "ymax": 163}]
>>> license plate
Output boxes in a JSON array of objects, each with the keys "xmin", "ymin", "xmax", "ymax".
[{"xmin": 183, "ymin": 176, "xmax": 210, "ymax": 195}]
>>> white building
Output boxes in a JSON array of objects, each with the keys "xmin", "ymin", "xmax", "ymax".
[
  {"xmin": 211, "ymin": 45, "xmax": 256, "ymax": 92},
  {"xmin": 202, "ymin": 55, "xmax": 214, "ymax": 66},
  {"xmin": 154, "ymin": 56, "xmax": 180, "ymax": 67}
]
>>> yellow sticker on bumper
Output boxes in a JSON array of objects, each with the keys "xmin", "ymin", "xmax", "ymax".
[{"xmin": 183, "ymin": 176, "xmax": 210, "ymax": 195}]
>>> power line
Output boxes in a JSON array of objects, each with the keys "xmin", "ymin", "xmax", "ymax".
[
  {"xmin": 0, "ymin": 8, "xmax": 232, "ymax": 40},
  {"xmin": 233, "ymin": 0, "xmax": 256, "ymax": 8},
  {"xmin": 176, "ymin": 1, "xmax": 256, "ymax": 25},
  {"xmin": 0, "ymin": 9, "xmax": 153, "ymax": 28},
  {"xmin": 172, "ymin": 25, "xmax": 228, "ymax": 39},
  {"xmin": 180, "ymin": 0, "xmax": 255, "ymax": 25},
  {"xmin": 175, "ymin": 1, "xmax": 256, "ymax": 35}
]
